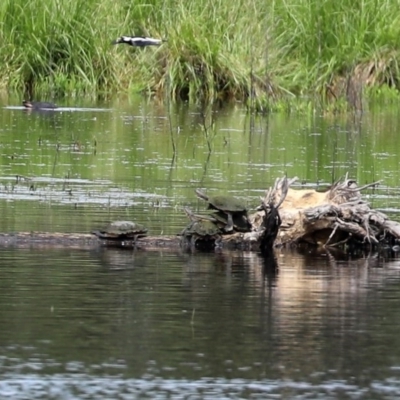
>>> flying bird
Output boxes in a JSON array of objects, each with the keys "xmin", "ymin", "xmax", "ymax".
[{"xmin": 112, "ymin": 36, "xmax": 166, "ymax": 48}]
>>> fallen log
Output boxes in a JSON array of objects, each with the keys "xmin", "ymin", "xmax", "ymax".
[
  {"xmin": 0, "ymin": 175, "xmax": 399, "ymax": 252},
  {"xmin": 0, "ymin": 232, "xmax": 180, "ymax": 251},
  {"xmin": 0, "ymin": 231, "xmax": 273, "ymax": 252},
  {"xmin": 0, "ymin": 178, "xmax": 288, "ymax": 252},
  {"xmin": 251, "ymin": 174, "xmax": 400, "ymax": 249}
]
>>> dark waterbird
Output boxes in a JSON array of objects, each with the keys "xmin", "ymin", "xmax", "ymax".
[
  {"xmin": 112, "ymin": 36, "xmax": 166, "ymax": 47},
  {"xmin": 22, "ymin": 100, "xmax": 57, "ymax": 110}
]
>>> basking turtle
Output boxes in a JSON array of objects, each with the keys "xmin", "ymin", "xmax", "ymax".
[
  {"xmin": 211, "ymin": 210, "xmax": 252, "ymax": 232},
  {"xmin": 180, "ymin": 208, "xmax": 221, "ymax": 249},
  {"xmin": 92, "ymin": 220, "xmax": 147, "ymax": 242},
  {"xmin": 195, "ymin": 189, "xmax": 251, "ymax": 232}
]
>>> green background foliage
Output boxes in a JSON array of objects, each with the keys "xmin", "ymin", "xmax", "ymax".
[{"xmin": 1, "ymin": 0, "xmax": 400, "ymax": 101}]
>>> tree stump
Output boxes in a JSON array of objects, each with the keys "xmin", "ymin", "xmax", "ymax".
[{"xmin": 250, "ymin": 174, "xmax": 400, "ymax": 249}]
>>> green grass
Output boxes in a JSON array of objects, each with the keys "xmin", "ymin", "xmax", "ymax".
[
  {"xmin": 270, "ymin": 0, "xmax": 400, "ymax": 93},
  {"xmin": 1, "ymin": 0, "xmax": 400, "ymax": 105}
]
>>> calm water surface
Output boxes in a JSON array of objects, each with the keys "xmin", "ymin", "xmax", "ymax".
[{"xmin": 1, "ymin": 94, "xmax": 400, "ymax": 398}]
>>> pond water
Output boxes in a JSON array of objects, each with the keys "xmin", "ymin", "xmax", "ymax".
[{"xmin": 1, "ymin": 94, "xmax": 400, "ymax": 398}]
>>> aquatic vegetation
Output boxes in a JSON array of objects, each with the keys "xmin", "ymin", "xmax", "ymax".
[
  {"xmin": 1, "ymin": 0, "xmax": 400, "ymax": 106},
  {"xmin": 270, "ymin": 0, "xmax": 400, "ymax": 108}
]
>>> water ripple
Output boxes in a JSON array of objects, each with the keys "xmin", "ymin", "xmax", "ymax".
[{"xmin": 1, "ymin": 374, "xmax": 398, "ymax": 399}]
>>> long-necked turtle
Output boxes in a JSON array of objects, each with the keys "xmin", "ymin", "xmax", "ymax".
[
  {"xmin": 180, "ymin": 208, "xmax": 221, "ymax": 249},
  {"xmin": 92, "ymin": 221, "xmax": 147, "ymax": 242},
  {"xmin": 195, "ymin": 189, "xmax": 250, "ymax": 232}
]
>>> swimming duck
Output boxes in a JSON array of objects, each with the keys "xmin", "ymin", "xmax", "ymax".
[
  {"xmin": 111, "ymin": 36, "xmax": 166, "ymax": 47},
  {"xmin": 23, "ymin": 100, "xmax": 57, "ymax": 110}
]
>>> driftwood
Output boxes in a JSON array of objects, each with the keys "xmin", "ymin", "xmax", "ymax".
[
  {"xmin": 0, "ymin": 232, "xmax": 180, "ymax": 251},
  {"xmin": 1, "ymin": 175, "xmax": 399, "ymax": 252},
  {"xmin": 251, "ymin": 174, "xmax": 400, "ymax": 249},
  {"xmin": 0, "ymin": 178, "xmax": 289, "ymax": 253}
]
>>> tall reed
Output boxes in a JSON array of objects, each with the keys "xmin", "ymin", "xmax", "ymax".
[
  {"xmin": 1, "ymin": 0, "xmax": 400, "ymax": 103},
  {"xmin": 269, "ymin": 0, "xmax": 400, "ymax": 96},
  {"xmin": 0, "ymin": 0, "xmax": 119, "ymax": 96}
]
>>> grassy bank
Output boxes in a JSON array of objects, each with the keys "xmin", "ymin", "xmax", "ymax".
[{"xmin": 1, "ymin": 0, "xmax": 400, "ymax": 105}]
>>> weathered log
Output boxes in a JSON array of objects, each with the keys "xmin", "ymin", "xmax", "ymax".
[
  {"xmin": 0, "ymin": 175, "xmax": 399, "ymax": 252},
  {"xmin": 251, "ymin": 174, "xmax": 400, "ymax": 249},
  {"xmin": 0, "ymin": 231, "xmax": 267, "ymax": 252},
  {"xmin": 0, "ymin": 178, "xmax": 289, "ymax": 252}
]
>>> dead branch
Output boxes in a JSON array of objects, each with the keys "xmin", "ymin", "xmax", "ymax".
[{"xmin": 261, "ymin": 175, "xmax": 400, "ymax": 249}]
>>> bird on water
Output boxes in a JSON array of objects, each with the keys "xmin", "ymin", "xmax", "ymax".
[
  {"xmin": 22, "ymin": 100, "xmax": 57, "ymax": 110},
  {"xmin": 111, "ymin": 36, "xmax": 166, "ymax": 47}
]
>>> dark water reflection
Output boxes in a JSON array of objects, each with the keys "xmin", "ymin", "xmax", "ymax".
[{"xmin": 1, "ymin": 247, "xmax": 400, "ymax": 398}]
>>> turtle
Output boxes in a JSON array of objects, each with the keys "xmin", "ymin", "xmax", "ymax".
[
  {"xmin": 195, "ymin": 189, "xmax": 251, "ymax": 233},
  {"xmin": 180, "ymin": 208, "xmax": 222, "ymax": 250},
  {"xmin": 92, "ymin": 220, "xmax": 147, "ymax": 243},
  {"xmin": 211, "ymin": 210, "xmax": 252, "ymax": 232}
]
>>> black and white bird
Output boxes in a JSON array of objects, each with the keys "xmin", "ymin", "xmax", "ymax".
[{"xmin": 112, "ymin": 36, "xmax": 166, "ymax": 48}]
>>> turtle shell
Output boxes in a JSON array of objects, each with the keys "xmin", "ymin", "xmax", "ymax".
[
  {"xmin": 195, "ymin": 189, "xmax": 247, "ymax": 213},
  {"xmin": 180, "ymin": 218, "xmax": 221, "ymax": 251},
  {"xmin": 182, "ymin": 219, "xmax": 221, "ymax": 238},
  {"xmin": 92, "ymin": 220, "xmax": 147, "ymax": 240}
]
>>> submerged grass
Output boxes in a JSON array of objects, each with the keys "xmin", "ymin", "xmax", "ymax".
[{"xmin": 1, "ymin": 0, "xmax": 400, "ymax": 106}]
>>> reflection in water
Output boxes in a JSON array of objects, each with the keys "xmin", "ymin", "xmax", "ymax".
[
  {"xmin": 2, "ymin": 95, "xmax": 400, "ymax": 238},
  {"xmin": 2, "ymin": 97, "xmax": 400, "ymax": 398},
  {"xmin": 1, "ymin": 247, "xmax": 400, "ymax": 397},
  {"xmin": 261, "ymin": 250, "xmax": 279, "ymax": 288}
]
